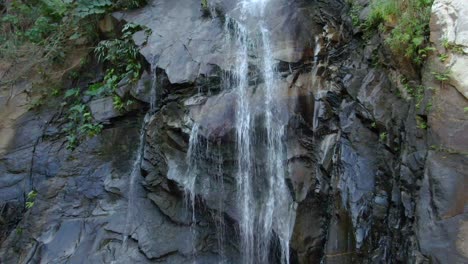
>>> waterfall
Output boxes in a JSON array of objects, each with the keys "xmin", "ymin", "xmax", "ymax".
[
  {"xmin": 230, "ymin": 1, "xmax": 296, "ymax": 263},
  {"xmin": 122, "ymin": 56, "xmax": 160, "ymax": 249},
  {"xmin": 184, "ymin": 0, "xmax": 296, "ymax": 263},
  {"xmin": 122, "ymin": 113, "xmax": 151, "ymax": 250}
]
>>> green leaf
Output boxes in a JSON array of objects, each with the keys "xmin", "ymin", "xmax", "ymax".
[{"xmin": 64, "ymin": 88, "xmax": 80, "ymax": 98}]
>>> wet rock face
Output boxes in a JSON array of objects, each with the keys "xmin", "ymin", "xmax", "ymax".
[
  {"xmin": 116, "ymin": 0, "xmax": 343, "ymax": 83},
  {"xmin": 1, "ymin": 0, "xmax": 466, "ymax": 263}
]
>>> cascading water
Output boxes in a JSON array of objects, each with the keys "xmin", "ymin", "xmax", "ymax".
[
  {"xmin": 122, "ymin": 60, "xmax": 160, "ymax": 250},
  {"xmin": 231, "ymin": 1, "xmax": 296, "ymax": 263},
  {"xmin": 184, "ymin": 0, "xmax": 296, "ymax": 263},
  {"xmin": 122, "ymin": 113, "xmax": 150, "ymax": 250}
]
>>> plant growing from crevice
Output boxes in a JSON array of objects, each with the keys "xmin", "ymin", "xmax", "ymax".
[
  {"xmin": 60, "ymin": 21, "xmax": 147, "ymax": 149},
  {"xmin": 379, "ymin": 132, "xmax": 387, "ymax": 142},
  {"xmin": 400, "ymin": 77, "xmax": 428, "ymax": 110},
  {"xmin": 432, "ymin": 70, "xmax": 450, "ymax": 83},
  {"xmin": 93, "ymin": 22, "xmax": 145, "ymax": 110},
  {"xmin": 113, "ymin": 95, "xmax": 134, "ymax": 111},
  {"xmin": 62, "ymin": 87, "xmax": 103, "ymax": 150},
  {"xmin": 25, "ymin": 190, "xmax": 37, "ymax": 209},
  {"xmin": 201, "ymin": 0, "xmax": 209, "ymax": 9},
  {"xmin": 363, "ymin": 0, "xmax": 434, "ymax": 66},
  {"xmin": 438, "ymin": 53, "xmax": 449, "ymax": 62},
  {"xmin": 442, "ymin": 38, "xmax": 467, "ymax": 54},
  {"xmin": 347, "ymin": 0, "xmax": 364, "ymax": 28},
  {"xmin": 416, "ymin": 116, "xmax": 427, "ymax": 129}
]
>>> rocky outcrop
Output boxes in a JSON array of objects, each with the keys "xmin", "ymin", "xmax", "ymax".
[
  {"xmin": 0, "ymin": 0, "xmax": 466, "ymax": 263},
  {"xmin": 414, "ymin": 1, "xmax": 468, "ymax": 263}
]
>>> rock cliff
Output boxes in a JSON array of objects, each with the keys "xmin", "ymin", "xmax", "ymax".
[{"xmin": 0, "ymin": 0, "xmax": 466, "ymax": 263}]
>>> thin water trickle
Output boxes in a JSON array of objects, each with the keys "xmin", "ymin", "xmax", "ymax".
[
  {"xmin": 122, "ymin": 113, "xmax": 151, "ymax": 250},
  {"xmin": 150, "ymin": 55, "xmax": 159, "ymax": 113},
  {"xmin": 122, "ymin": 54, "xmax": 160, "ymax": 251},
  {"xmin": 184, "ymin": 123, "xmax": 201, "ymax": 262}
]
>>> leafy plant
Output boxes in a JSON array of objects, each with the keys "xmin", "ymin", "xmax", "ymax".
[
  {"xmin": 380, "ymin": 132, "xmax": 388, "ymax": 142},
  {"xmin": 363, "ymin": 0, "xmax": 434, "ymax": 66},
  {"xmin": 438, "ymin": 53, "xmax": 449, "ymax": 62},
  {"xmin": 432, "ymin": 71, "xmax": 450, "ymax": 82},
  {"xmin": 401, "ymin": 77, "xmax": 427, "ymax": 109},
  {"xmin": 114, "ymin": 0, "xmax": 148, "ymax": 9},
  {"xmin": 28, "ymin": 97, "xmax": 44, "ymax": 110},
  {"xmin": 64, "ymin": 88, "xmax": 81, "ymax": 99},
  {"xmin": 416, "ymin": 116, "xmax": 427, "ymax": 129},
  {"xmin": 442, "ymin": 38, "xmax": 467, "ymax": 54},
  {"xmin": 113, "ymin": 95, "xmax": 134, "ymax": 111},
  {"xmin": 201, "ymin": 0, "xmax": 209, "ymax": 9},
  {"xmin": 25, "ymin": 190, "xmax": 37, "ymax": 209},
  {"xmin": 347, "ymin": 1, "xmax": 364, "ymax": 27},
  {"xmin": 63, "ymin": 102, "xmax": 103, "ymax": 150},
  {"xmin": 75, "ymin": 0, "xmax": 113, "ymax": 18}
]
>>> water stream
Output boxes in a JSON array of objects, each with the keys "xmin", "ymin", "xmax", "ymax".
[
  {"xmin": 184, "ymin": 0, "xmax": 297, "ymax": 263},
  {"xmin": 122, "ymin": 113, "xmax": 151, "ymax": 250},
  {"xmin": 122, "ymin": 58, "xmax": 160, "ymax": 250}
]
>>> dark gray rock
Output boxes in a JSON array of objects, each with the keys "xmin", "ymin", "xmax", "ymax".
[
  {"xmin": 88, "ymin": 97, "xmax": 123, "ymax": 122},
  {"xmin": 1, "ymin": 0, "xmax": 465, "ymax": 263}
]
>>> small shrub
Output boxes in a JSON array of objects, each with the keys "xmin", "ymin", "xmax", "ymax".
[
  {"xmin": 25, "ymin": 190, "xmax": 37, "ymax": 209},
  {"xmin": 442, "ymin": 38, "xmax": 467, "ymax": 54},
  {"xmin": 363, "ymin": 0, "xmax": 434, "ymax": 66},
  {"xmin": 201, "ymin": 0, "xmax": 209, "ymax": 9},
  {"xmin": 416, "ymin": 116, "xmax": 427, "ymax": 129},
  {"xmin": 63, "ymin": 102, "xmax": 103, "ymax": 150},
  {"xmin": 438, "ymin": 53, "xmax": 449, "ymax": 62},
  {"xmin": 432, "ymin": 71, "xmax": 450, "ymax": 82},
  {"xmin": 380, "ymin": 132, "xmax": 388, "ymax": 142}
]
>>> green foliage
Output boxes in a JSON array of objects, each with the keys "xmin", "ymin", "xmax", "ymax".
[
  {"xmin": 75, "ymin": 0, "xmax": 112, "ymax": 18},
  {"xmin": 438, "ymin": 53, "xmax": 449, "ymax": 62},
  {"xmin": 401, "ymin": 77, "xmax": 427, "ymax": 109},
  {"xmin": 348, "ymin": 1, "xmax": 364, "ymax": 28},
  {"xmin": 0, "ymin": 0, "xmax": 147, "ymax": 61},
  {"xmin": 25, "ymin": 190, "xmax": 37, "ymax": 209},
  {"xmin": 28, "ymin": 97, "xmax": 44, "ymax": 110},
  {"xmin": 93, "ymin": 22, "xmax": 143, "ymax": 110},
  {"xmin": 63, "ymin": 99, "xmax": 103, "ymax": 150},
  {"xmin": 416, "ymin": 116, "xmax": 427, "ymax": 129},
  {"xmin": 64, "ymin": 87, "xmax": 81, "ymax": 99},
  {"xmin": 114, "ymin": 0, "xmax": 147, "ymax": 9},
  {"xmin": 1, "ymin": 1, "xmax": 147, "ymax": 149},
  {"xmin": 432, "ymin": 71, "xmax": 450, "ymax": 82},
  {"xmin": 113, "ymin": 95, "xmax": 134, "ymax": 111},
  {"xmin": 365, "ymin": 0, "xmax": 399, "ymax": 30},
  {"xmin": 201, "ymin": 0, "xmax": 208, "ymax": 9},
  {"xmin": 442, "ymin": 38, "xmax": 467, "ymax": 54},
  {"xmin": 380, "ymin": 132, "xmax": 388, "ymax": 142},
  {"xmin": 15, "ymin": 228, "xmax": 24, "ymax": 235},
  {"xmin": 61, "ymin": 21, "xmax": 143, "ymax": 149},
  {"xmin": 363, "ymin": 0, "xmax": 434, "ymax": 65}
]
